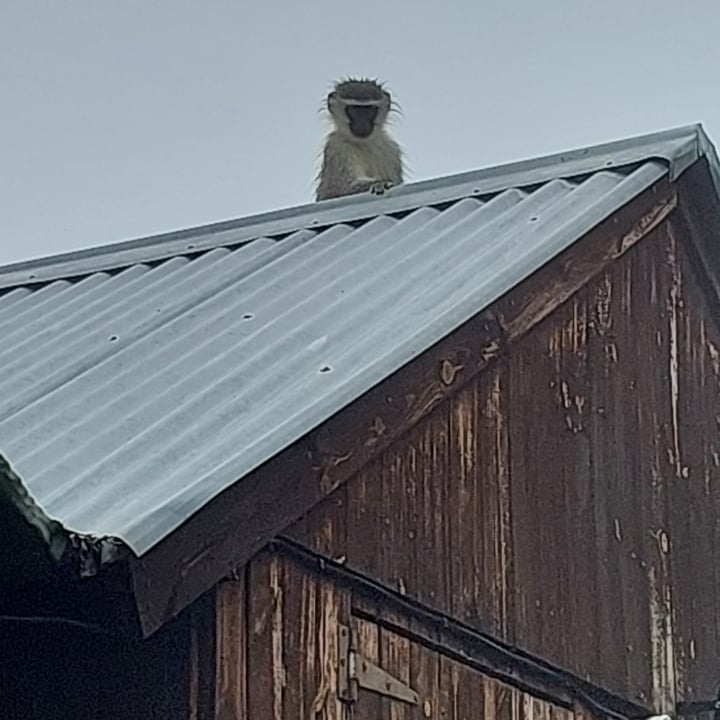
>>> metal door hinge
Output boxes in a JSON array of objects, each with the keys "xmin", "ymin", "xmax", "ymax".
[{"xmin": 337, "ymin": 623, "xmax": 419, "ymax": 706}]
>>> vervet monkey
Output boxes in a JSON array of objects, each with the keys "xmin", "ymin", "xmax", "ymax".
[{"xmin": 315, "ymin": 78, "xmax": 404, "ymax": 201}]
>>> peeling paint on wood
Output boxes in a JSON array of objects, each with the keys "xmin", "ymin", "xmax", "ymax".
[
  {"xmin": 269, "ymin": 558, "xmax": 286, "ymax": 720},
  {"xmin": 667, "ymin": 223, "xmax": 684, "ymax": 478}
]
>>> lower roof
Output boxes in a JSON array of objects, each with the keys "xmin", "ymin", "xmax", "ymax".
[{"xmin": 0, "ymin": 124, "xmax": 717, "ymax": 560}]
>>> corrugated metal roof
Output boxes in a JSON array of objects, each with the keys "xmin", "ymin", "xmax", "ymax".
[{"xmin": 0, "ymin": 124, "xmax": 716, "ymax": 557}]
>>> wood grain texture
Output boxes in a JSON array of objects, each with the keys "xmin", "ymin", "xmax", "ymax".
[{"xmin": 286, "ymin": 198, "xmax": 720, "ymax": 709}]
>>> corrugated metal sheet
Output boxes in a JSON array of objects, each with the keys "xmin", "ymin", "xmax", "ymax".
[{"xmin": 1, "ymin": 124, "xmax": 715, "ymax": 556}]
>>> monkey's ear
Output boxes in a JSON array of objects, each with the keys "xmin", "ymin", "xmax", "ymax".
[
  {"xmin": 327, "ymin": 91, "xmax": 337, "ymax": 112},
  {"xmin": 382, "ymin": 90, "xmax": 392, "ymax": 107}
]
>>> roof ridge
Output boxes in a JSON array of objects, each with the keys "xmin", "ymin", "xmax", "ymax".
[{"xmin": 0, "ymin": 123, "xmax": 708, "ymax": 290}]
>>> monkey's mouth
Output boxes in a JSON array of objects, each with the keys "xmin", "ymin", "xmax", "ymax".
[{"xmin": 346, "ymin": 105, "xmax": 378, "ymax": 139}]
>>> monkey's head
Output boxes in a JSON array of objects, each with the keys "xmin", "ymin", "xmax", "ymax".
[{"xmin": 327, "ymin": 78, "xmax": 392, "ymax": 140}]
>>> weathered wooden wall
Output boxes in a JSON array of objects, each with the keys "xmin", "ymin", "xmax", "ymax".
[
  {"xmin": 286, "ymin": 215, "xmax": 720, "ymax": 711},
  {"xmin": 191, "ymin": 547, "xmax": 610, "ymax": 720}
]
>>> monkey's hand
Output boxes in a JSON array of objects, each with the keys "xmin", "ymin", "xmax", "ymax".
[
  {"xmin": 353, "ymin": 178, "xmax": 396, "ymax": 196},
  {"xmin": 368, "ymin": 180, "xmax": 396, "ymax": 195}
]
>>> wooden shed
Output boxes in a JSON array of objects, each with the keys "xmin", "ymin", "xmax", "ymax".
[{"xmin": 2, "ymin": 124, "xmax": 720, "ymax": 720}]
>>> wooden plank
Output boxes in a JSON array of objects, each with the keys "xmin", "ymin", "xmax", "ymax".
[
  {"xmin": 667, "ymin": 213, "xmax": 720, "ymax": 701},
  {"xmin": 617, "ymin": 231, "xmax": 659, "ymax": 704},
  {"xmin": 409, "ymin": 634, "xmax": 440, "ymax": 720},
  {"xmin": 131, "ymin": 180, "xmax": 676, "ymax": 636},
  {"xmin": 245, "ymin": 549, "xmax": 351, "ymax": 720},
  {"xmin": 555, "ymin": 290, "xmax": 594, "ymax": 677},
  {"xmin": 246, "ymin": 551, "xmax": 283, "ymax": 720},
  {"xmin": 277, "ymin": 556, "xmax": 308, "ymax": 720},
  {"xmin": 675, "ymin": 166, "xmax": 720, "ymax": 701},
  {"xmin": 215, "ymin": 579, "xmax": 247, "ymax": 720},
  {"xmin": 437, "ymin": 654, "xmax": 454, "ymax": 720},
  {"xmin": 379, "ymin": 614, "xmax": 413, "ymax": 720},
  {"xmin": 585, "ymin": 264, "xmax": 628, "ymax": 696},
  {"xmin": 636, "ymin": 222, "xmax": 677, "ymax": 711},
  {"xmin": 312, "ymin": 565, "xmax": 349, "ymax": 720},
  {"xmin": 483, "ymin": 364, "xmax": 513, "ymax": 641},
  {"xmin": 381, "ymin": 451, "xmax": 402, "ymax": 598},
  {"xmin": 352, "ymin": 615, "xmax": 385, "ymax": 720},
  {"xmin": 447, "ymin": 381, "xmax": 481, "ymax": 625},
  {"xmin": 507, "ymin": 309, "xmax": 558, "ymax": 662},
  {"xmin": 284, "ymin": 484, "xmax": 348, "ymax": 561},
  {"xmin": 188, "ymin": 591, "xmax": 217, "ymax": 720},
  {"xmin": 416, "ymin": 405, "xmax": 451, "ymax": 612},
  {"xmin": 452, "ymin": 659, "xmax": 486, "ymax": 720},
  {"xmin": 345, "ymin": 457, "xmax": 385, "ymax": 580}
]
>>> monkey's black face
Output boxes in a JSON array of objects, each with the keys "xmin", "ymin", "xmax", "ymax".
[{"xmin": 345, "ymin": 105, "xmax": 379, "ymax": 138}]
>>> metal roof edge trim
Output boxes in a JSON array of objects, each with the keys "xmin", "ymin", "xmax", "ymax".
[{"xmin": 0, "ymin": 124, "xmax": 710, "ymax": 290}]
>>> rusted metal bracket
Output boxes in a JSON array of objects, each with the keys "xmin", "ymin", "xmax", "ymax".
[{"xmin": 337, "ymin": 624, "xmax": 419, "ymax": 706}]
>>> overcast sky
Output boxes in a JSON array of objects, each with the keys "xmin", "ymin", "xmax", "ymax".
[{"xmin": 2, "ymin": 1, "xmax": 718, "ymax": 266}]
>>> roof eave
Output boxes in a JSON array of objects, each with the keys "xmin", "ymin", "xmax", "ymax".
[{"xmin": 0, "ymin": 453, "xmax": 129, "ymax": 586}]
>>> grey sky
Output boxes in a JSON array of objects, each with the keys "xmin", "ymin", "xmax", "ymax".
[{"xmin": 2, "ymin": 1, "xmax": 718, "ymax": 265}]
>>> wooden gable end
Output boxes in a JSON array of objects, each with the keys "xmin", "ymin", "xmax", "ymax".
[{"xmin": 283, "ymin": 167, "xmax": 720, "ymax": 707}]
